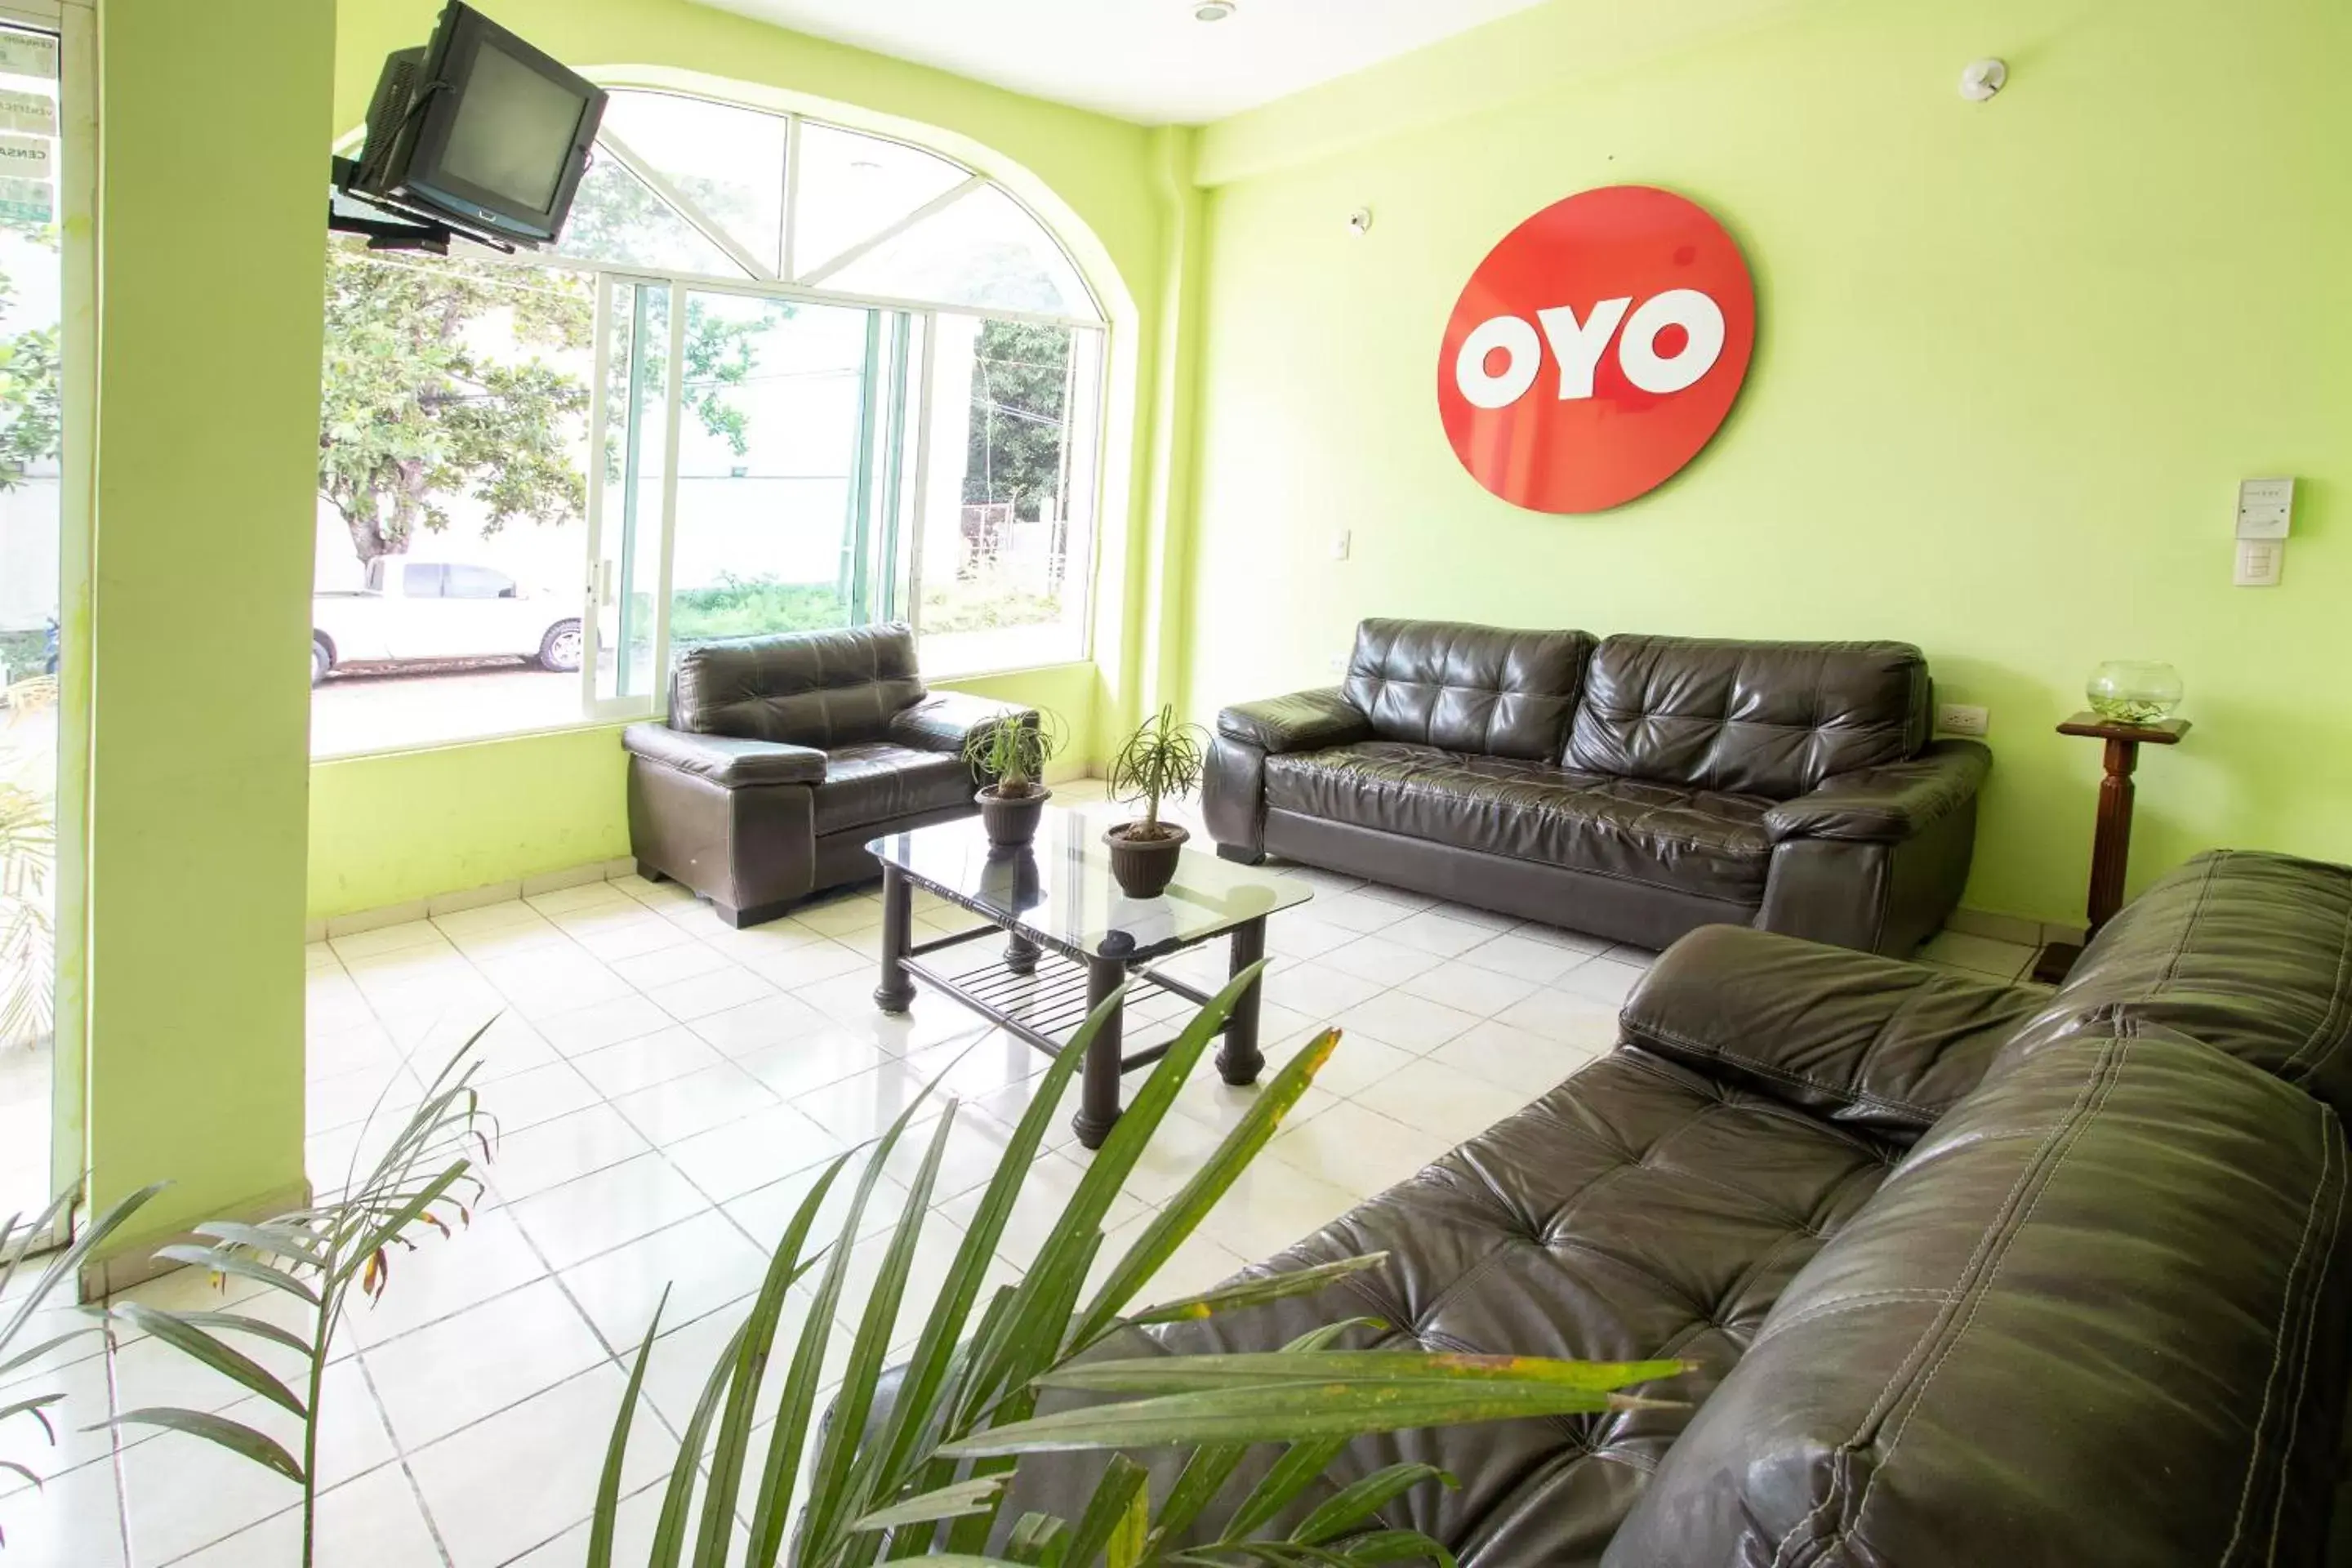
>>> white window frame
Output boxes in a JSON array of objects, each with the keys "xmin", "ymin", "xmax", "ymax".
[
  {"xmin": 318, "ymin": 87, "xmax": 1113, "ymax": 755},
  {"xmin": 0, "ymin": 0, "xmax": 94, "ymax": 1238}
]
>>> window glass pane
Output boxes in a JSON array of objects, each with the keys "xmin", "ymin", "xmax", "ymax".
[
  {"xmin": 600, "ymin": 91, "xmax": 786, "ymax": 275},
  {"xmin": 917, "ymin": 318, "xmax": 1101, "ymax": 675},
  {"xmin": 791, "ymin": 122, "xmax": 967, "ymax": 282},
  {"xmin": 0, "ymin": 21, "xmax": 60, "ymax": 1224},
  {"xmin": 822, "ymin": 185, "xmax": 1092, "ymax": 318},
  {"xmin": 668, "ymin": 293, "xmax": 871, "ymax": 648},
  {"xmin": 446, "ymin": 564, "xmax": 514, "ymax": 599},
  {"xmin": 556, "ymin": 154, "xmax": 748, "ymax": 278},
  {"xmin": 313, "ymin": 242, "xmax": 592, "ymax": 755},
  {"xmin": 594, "ymin": 280, "xmax": 668, "ymax": 702}
]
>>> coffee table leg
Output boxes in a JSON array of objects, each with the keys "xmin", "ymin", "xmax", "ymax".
[
  {"xmin": 1218, "ymin": 916, "xmax": 1268, "ymax": 1087},
  {"xmin": 873, "ymin": 864, "xmax": 915, "ymax": 1014},
  {"xmin": 1004, "ymin": 931, "xmax": 1040, "ymax": 975},
  {"xmin": 1073, "ymin": 953, "xmax": 1125, "ymax": 1150}
]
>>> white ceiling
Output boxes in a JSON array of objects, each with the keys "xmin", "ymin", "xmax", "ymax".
[{"xmin": 691, "ymin": 0, "xmax": 1550, "ymax": 125}]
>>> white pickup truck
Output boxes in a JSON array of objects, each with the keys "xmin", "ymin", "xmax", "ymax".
[{"xmin": 312, "ymin": 559, "xmax": 581, "ymax": 685}]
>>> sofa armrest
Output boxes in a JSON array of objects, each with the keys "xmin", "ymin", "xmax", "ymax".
[
  {"xmin": 1214, "ymin": 687, "xmax": 1370, "ymax": 755},
  {"xmin": 621, "ymin": 724, "xmax": 826, "ymax": 788},
  {"xmin": 1620, "ymin": 924, "xmax": 2047, "ymax": 1134},
  {"xmin": 887, "ymin": 691, "xmax": 1034, "ymax": 756},
  {"xmin": 1763, "ymin": 739, "xmax": 1991, "ymax": 844}
]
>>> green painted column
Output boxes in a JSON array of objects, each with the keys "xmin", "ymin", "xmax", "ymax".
[{"xmin": 83, "ymin": 0, "xmax": 333, "ymax": 1281}]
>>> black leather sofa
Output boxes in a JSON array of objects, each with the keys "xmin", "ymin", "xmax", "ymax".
[
  {"xmin": 1204, "ymin": 618, "xmax": 1990, "ymax": 956},
  {"xmin": 621, "ymin": 623, "xmax": 1030, "ymax": 926},
  {"xmin": 1013, "ymin": 849, "xmax": 2352, "ymax": 1564}
]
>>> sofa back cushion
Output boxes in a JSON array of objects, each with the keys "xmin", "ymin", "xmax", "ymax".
[
  {"xmin": 1568, "ymin": 635, "xmax": 1930, "ymax": 798},
  {"xmin": 1601, "ymin": 1025, "xmax": 2352, "ymax": 1568},
  {"xmin": 670, "ymin": 622, "xmax": 925, "ymax": 748},
  {"xmin": 1343, "ymin": 619, "xmax": 1594, "ymax": 761},
  {"xmin": 2023, "ymin": 848, "xmax": 2352, "ymax": 1119}
]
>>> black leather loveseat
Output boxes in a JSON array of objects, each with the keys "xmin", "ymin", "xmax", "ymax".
[
  {"xmin": 1205, "ymin": 618, "xmax": 1990, "ymax": 956},
  {"xmin": 621, "ymin": 623, "xmax": 1030, "ymax": 926},
  {"xmin": 1013, "ymin": 849, "xmax": 2352, "ymax": 1564}
]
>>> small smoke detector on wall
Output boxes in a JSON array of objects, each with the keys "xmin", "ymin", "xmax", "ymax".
[
  {"xmin": 1959, "ymin": 59, "xmax": 2007, "ymax": 101},
  {"xmin": 1195, "ymin": 1, "xmax": 1236, "ymax": 20}
]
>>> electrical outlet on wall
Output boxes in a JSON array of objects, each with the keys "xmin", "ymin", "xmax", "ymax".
[
  {"xmin": 1325, "ymin": 653, "xmax": 1348, "ymax": 675},
  {"xmin": 1936, "ymin": 703, "xmax": 1990, "ymax": 737}
]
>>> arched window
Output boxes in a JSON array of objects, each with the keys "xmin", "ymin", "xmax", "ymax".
[{"xmin": 312, "ymin": 89, "xmax": 1108, "ymax": 757}]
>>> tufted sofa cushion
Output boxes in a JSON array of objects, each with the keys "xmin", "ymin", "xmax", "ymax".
[
  {"xmin": 1344, "ymin": 618, "xmax": 1596, "ymax": 762},
  {"xmin": 670, "ymin": 622, "xmax": 926, "ymax": 748},
  {"xmin": 1263, "ymin": 741, "xmax": 1775, "ymax": 903},
  {"xmin": 1007, "ymin": 1048, "xmax": 1904, "ymax": 1566},
  {"xmin": 1568, "ymin": 635, "xmax": 1930, "ymax": 800},
  {"xmin": 2011, "ymin": 849, "xmax": 2352, "ymax": 1120}
]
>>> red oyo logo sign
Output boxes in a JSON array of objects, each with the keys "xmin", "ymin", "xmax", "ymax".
[{"xmin": 1437, "ymin": 185, "xmax": 1756, "ymax": 513}]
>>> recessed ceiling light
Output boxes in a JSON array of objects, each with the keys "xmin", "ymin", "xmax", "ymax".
[{"xmin": 1194, "ymin": 1, "xmax": 1236, "ymax": 20}]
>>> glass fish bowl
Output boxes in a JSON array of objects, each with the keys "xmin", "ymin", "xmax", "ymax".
[{"xmin": 2086, "ymin": 661, "xmax": 2183, "ymax": 725}]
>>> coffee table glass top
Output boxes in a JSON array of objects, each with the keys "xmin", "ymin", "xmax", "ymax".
[{"xmin": 868, "ymin": 810, "xmax": 1311, "ymax": 962}]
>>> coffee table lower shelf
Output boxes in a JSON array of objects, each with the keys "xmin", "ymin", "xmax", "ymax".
[{"xmin": 873, "ymin": 889, "xmax": 1267, "ymax": 1150}]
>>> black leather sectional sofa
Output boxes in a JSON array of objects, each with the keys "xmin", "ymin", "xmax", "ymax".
[
  {"xmin": 1205, "ymin": 618, "xmax": 1991, "ymax": 956},
  {"xmin": 1013, "ymin": 848, "xmax": 2352, "ymax": 1564}
]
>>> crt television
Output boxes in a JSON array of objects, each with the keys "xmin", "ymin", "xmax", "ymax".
[{"xmin": 350, "ymin": 3, "xmax": 607, "ymax": 248}]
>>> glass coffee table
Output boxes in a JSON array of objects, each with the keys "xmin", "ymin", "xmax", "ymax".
[{"xmin": 867, "ymin": 810, "xmax": 1312, "ymax": 1149}]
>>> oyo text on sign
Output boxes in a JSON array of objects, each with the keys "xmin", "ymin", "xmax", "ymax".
[{"xmin": 1437, "ymin": 185, "xmax": 1756, "ymax": 513}]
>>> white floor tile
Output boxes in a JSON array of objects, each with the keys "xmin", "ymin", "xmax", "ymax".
[
  {"xmin": 608, "ymin": 1059, "xmax": 777, "ymax": 1146},
  {"xmin": 570, "ymin": 1027, "xmax": 728, "ymax": 1098},
  {"xmin": 1918, "ymin": 929, "xmax": 2035, "ymax": 979},
  {"xmin": 1317, "ymin": 934, "xmax": 1445, "ymax": 987},
  {"xmin": 666, "ymin": 1103, "xmax": 847, "ymax": 1205},
  {"xmin": 558, "ymin": 1205, "xmax": 771, "ymax": 1352},
  {"xmin": 169, "ymin": 1459, "xmax": 442, "ymax": 1568},
  {"xmin": 1263, "ymin": 1099, "xmax": 1453, "ymax": 1199},
  {"xmin": 608, "ymin": 937, "xmax": 736, "ymax": 991},
  {"xmin": 1392, "ymin": 959, "xmax": 1541, "ymax": 1018},
  {"xmin": 485, "ymin": 1104, "xmax": 653, "ymax": 1202},
  {"xmin": 341, "ymin": 1207, "xmax": 549, "ymax": 1349},
  {"xmin": 534, "ymin": 992, "xmax": 676, "ymax": 1056},
  {"xmin": 643, "ymin": 964, "xmax": 778, "ymax": 1022},
  {"xmin": 360, "ymin": 1278, "xmax": 607, "ymax": 1451},
  {"xmin": 688, "ymin": 992, "xmax": 835, "ymax": 1058},
  {"xmin": 1305, "ymin": 890, "xmax": 1412, "ymax": 935},
  {"xmin": 1352, "ymin": 1058, "xmax": 1537, "ymax": 1146},
  {"xmin": 1455, "ymin": 930, "xmax": 1597, "ymax": 985},
  {"xmin": 1375, "ymin": 910, "xmax": 1496, "ymax": 959},
  {"xmin": 1429, "ymin": 1019, "xmax": 1610, "ymax": 1098},
  {"xmin": 1330, "ymin": 991, "xmax": 1478, "ymax": 1053},
  {"xmin": 1488, "ymin": 987, "xmax": 1621, "ymax": 1050},
  {"xmin": 1551, "ymin": 957, "xmax": 1647, "ymax": 1009},
  {"xmin": 723, "ymin": 1149, "xmax": 907, "ymax": 1251},
  {"xmin": 404, "ymin": 1366, "xmax": 675, "ymax": 1568},
  {"xmin": 502, "ymin": 1155, "xmax": 710, "ymax": 1272}
]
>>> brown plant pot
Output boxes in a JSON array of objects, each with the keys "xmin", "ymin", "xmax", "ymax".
[
  {"xmin": 1104, "ymin": 822, "xmax": 1188, "ymax": 898},
  {"xmin": 976, "ymin": 785, "xmax": 1051, "ymax": 849}
]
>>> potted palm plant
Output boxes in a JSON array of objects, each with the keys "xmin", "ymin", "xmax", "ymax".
[
  {"xmin": 964, "ymin": 708, "xmax": 1063, "ymax": 849},
  {"xmin": 586, "ymin": 971, "xmax": 1687, "ymax": 1566},
  {"xmin": 1102, "ymin": 704, "xmax": 1208, "ymax": 898}
]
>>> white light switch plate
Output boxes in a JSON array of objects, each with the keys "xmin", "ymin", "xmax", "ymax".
[
  {"xmin": 1330, "ymin": 530, "xmax": 1352, "ymax": 561},
  {"xmin": 2234, "ymin": 537, "xmax": 2284, "ymax": 586}
]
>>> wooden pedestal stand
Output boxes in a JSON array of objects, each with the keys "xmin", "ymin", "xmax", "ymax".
[{"xmin": 2029, "ymin": 713, "xmax": 2190, "ymax": 984}]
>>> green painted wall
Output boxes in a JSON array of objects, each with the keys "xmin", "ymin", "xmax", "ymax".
[
  {"xmin": 1177, "ymin": 0, "xmax": 2352, "ymax": 924},
  {"xmin": 309, "ymin": 0, "xmax": 1176, "ymax": 920},
  {"xmin": 306, "ymin": 670, "xmax": 1102, "ymax": 919},
  {"xmin": 87, "ymin": 2, "xmax": 334, "ymax": 1241}
]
